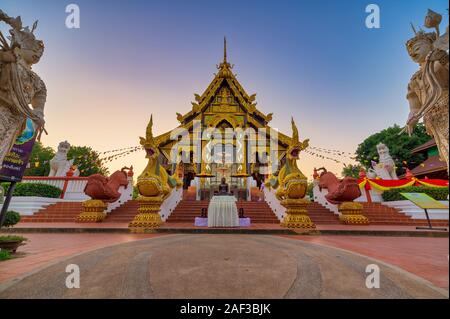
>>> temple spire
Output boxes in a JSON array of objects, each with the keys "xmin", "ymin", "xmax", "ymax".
[
  {"xmin": 223, "ymin": 36, "xmax": 227, "ymax": 63},
  {"xmin": 217, "ymin": 37, "xmax": 232, "ymax": 77}
]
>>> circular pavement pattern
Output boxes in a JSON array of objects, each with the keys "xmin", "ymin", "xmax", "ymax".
[{"xmin": 0, "ymin": 234, "xmax": 447, "ymax": 298}]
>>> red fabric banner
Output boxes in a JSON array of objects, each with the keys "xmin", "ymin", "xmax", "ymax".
[{"xmin": 357, "ymin": 178, "xmax": 448, "ymax": 191}]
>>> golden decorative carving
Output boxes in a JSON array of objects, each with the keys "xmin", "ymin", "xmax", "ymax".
[
  {"xmin": 129, "ymin": 196, "xmax": 164, "ymax": 232},
  {"xmin": 76, "ymin": 199, "xmax": 107, "ymax": 223},
  {"xmin": 280, "ymin": 198, "xmax": 315, "ymax": 229},
  {"xmin": 338, "ymin": 202, "xmax": 369, "ymax": 225}
]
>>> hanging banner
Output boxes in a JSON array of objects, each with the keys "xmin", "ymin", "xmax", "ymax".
[{"xmin": 0, "ymin": 119, "xmax": 37, "ymax": 182}]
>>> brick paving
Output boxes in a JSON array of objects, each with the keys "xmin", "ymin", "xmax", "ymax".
[
  {"xmin": 282, "ymin": 235, "xmax": 449, "ymax": 289},
  {"xmin": 0, "ymin": 233, "xmax": 164, "ymax": 284}
]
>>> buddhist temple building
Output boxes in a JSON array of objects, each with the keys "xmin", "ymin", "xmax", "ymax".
[{"xmin": 154, "ymin": 39, "xmax": 294, "ymax": 200}]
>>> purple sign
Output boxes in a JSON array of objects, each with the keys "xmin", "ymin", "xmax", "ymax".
[{"xmin": 0, "ymin": 119, "xmax": 37, "ymax": 182}]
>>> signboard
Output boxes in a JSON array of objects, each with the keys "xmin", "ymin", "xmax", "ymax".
[
  {"xmin": 400, "ymin": 193, "xmax": 449, "ymax": 210},
  {"xmin": 0, "ymin": 119, "xmax": 37, "ymax": 182}
]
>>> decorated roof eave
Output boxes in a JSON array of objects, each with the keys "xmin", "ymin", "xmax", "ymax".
[{"xmin": 156, "ymin": 122, "xmax": 292, "ymax": 152}]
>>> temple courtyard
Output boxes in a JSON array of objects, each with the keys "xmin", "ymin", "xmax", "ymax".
[
  {"xmin": 0, "ymin": 2, "xmax": 449, "ymax": 303},
  {"xmin": 0, "ymin": 232, "xmax": 447, "ymax": 298}
]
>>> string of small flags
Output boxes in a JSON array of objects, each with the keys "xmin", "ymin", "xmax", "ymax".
[
  {"xmin": 308, "ymin": 146, "xmax": 356, "ymax": 159},
  {"xmin": 303, "ymin": 149, "xmax": 344, "ymax": 164},
  {"xmin": 26, "ymin": 145, "xmax": 143, "ymax": 169},
  {"xmin": 100, "ymin": 147, "xmax": 142, "ymax": 163},
  {"xmin": 99, "ymin": 145, "xmax": 141, "ymax": 155}
]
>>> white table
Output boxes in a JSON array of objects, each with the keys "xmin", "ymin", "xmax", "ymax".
[{"xmin": 207, "ymin": 195, "xmax": 239, "ymax": 227}]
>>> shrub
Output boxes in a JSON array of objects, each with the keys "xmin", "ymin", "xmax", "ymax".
[
  {"xmin": 0, "ymin": 250, "xmax": 11, "ymax": 261},
  {"xmin": 382, "ymin": 186, "xmax": 449, "ymax": 202},
  {"xmin": 1, "ymin": 182, "xmax": 61, "ymax": 198},
  {"xmin": 307, "ymin": 182, "xmax": 314, "ymax": 201},
  {"xmin": 2, "ymin": 211, "xmax": 21, "ymax": 228},
  {"xmin": 133, "ymin": 186, "xmax": 139, "ymax": 199},
  {"xmin": 0, "ymin": 235, "xmax": 27, "ymax": 242}
]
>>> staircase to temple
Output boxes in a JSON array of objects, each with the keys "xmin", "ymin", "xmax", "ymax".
[
  {"xmin": 103, "ymin": 200, "xmax": 140, "ymax": 223},
  {"xmin": 306, "ymin": 202, "xmax": 448, "ymax": 226},
  {"xmin": 18, "ymin": 198, "xmax": 449, "ymax": 227},
  {"xmin": 236, "ymin": 201, "xmax": 280, "ymax": 223},
  {"xmin": 166, "ymin": 200, "xmax": 280, "ymax": 224},
  {"xmin": 360, "ymin": 202, "xmax": 449, "ymax": 226},
  {"xmin": 307, "ymin": 202, "xmax": 340, "ymax": 225},
  {"xmin": 182, "ymin": 186, "xmax": 197, "ymax": 201},
  {"xmin": 165, "ymin": 200, "xmax": 209, "ymax": 223},
  {"xmin": 20, "ymin": 202, "xmax": 83, "ymax": 223}
]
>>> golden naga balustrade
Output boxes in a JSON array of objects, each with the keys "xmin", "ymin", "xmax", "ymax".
[
  {"xmin": 128, "ymin": 115, "xmax": 179, "ymax": 232},
  {"xmin": 267, "ymin": 118, "xmax": 315, "ymax": 229}
]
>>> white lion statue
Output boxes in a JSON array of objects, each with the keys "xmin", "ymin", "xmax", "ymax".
[
  {"xmin": 49, "ymin": 141, "xmax": 80, "ymax": 177},
  {"xmin": 367, "ymin": 143, "xmax": 398, "ymax": 180}
]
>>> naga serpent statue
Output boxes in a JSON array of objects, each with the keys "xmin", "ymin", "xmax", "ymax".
[
  {"xmin": 129, "ymin": 115, "xmax": 179, "ymax": 231},
  {"xmin": 268, "ymin": 118, "xmax": 315, "ymax": 229}
]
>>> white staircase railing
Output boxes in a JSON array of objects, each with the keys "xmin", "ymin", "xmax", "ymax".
[
  {"xmin": 105, "ymin": 177, "xmax": 134, "ymax": 213},
  {"xmin": 263, "ymin": 187, "xmax": 284, "ymax": 221},
  {"xmin": 160, "ymin": 187, "xmax": 183, "ymax": 222},
  {"xmin": 312, "ymin": 184, "xmax": 340, "ymax": 216}
]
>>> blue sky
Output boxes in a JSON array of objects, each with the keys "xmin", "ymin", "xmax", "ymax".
[{"xmin": 1, "ymin": 0, "xmax": 448, "ymax": 177}]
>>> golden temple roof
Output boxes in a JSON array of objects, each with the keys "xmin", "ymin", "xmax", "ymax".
[{"xmin": 155, "ymin": 38, "xmax": 292, "ymax": 149}]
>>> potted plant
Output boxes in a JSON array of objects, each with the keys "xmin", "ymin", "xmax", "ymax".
[
  {"xmin": 0, "ymin": 235, "xmax": 27, "ymax": 253},
  {"xmin": 0, "ymin": 211, "xmax": 27, "ymax": 253}
]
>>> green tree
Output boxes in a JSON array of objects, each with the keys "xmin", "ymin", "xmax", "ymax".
[
  {"xmin": 68, "ymin": 146, "xmax": 109, "ymax": 177},
  {"xmin": 342, "ymin": 164, "xmax": 363, "ymax": 178},
  {"xmin": 24, "ymin": 141, "xmax": 55, "ymax": 176},
  {"xmin": 355, "ymin": 123, "xmax": 430, "ymax": 176}
]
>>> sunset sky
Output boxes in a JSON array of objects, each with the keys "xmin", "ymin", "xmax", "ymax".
[{"xmin": 1, "ymin": 0, "xmax": 448, "ymax": 179}]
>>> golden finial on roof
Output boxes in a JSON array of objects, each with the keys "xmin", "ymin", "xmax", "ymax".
[
  {"xmin": 223, "ymin": 36, "xmax": 227, "ymax": 63},
  {"xmin": 217, "ymin": 37, "xmax": 233, "ymax": 77}
]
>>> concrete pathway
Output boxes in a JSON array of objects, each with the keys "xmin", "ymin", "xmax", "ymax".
[{"xmin": 0, "ymin": 234, "xmax": 447, "ymax": 298}]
